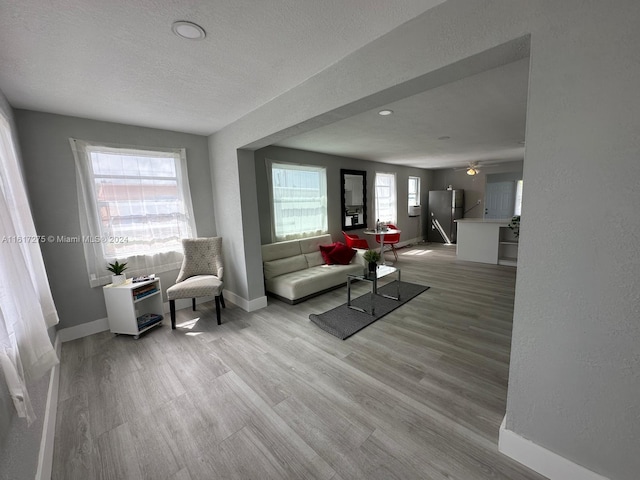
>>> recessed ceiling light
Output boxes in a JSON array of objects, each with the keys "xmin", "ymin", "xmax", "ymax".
[
  {"xmin": 378, "ymin": 109, "xmax": 393, "ymax": 116},
  {"xmin": 172, "ymin": 21, "xmax": 206, "ymax": 40}
]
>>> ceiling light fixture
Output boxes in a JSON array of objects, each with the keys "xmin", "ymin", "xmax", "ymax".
[
  {"xmin": 378, "ymin": 109, "xmax": 393, "ymax": 116},
  {"xmin": 466, "ymin": 167, "xmax": 478, "ymax": 176},
  {"xmin": 172, "ymin": 21, "xmax": 206, "ymax": 40}
]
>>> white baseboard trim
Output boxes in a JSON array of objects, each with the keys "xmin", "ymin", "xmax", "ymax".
[
  {"xmin": 499, "ymin": 416, "xmax": 609, "ymax": 480},
  {"xmin": 396, "ymin": 237, "xmax": 424, "ymax": 249},
  {"xmin": 224, "ymin": 290, "xmax": 267, "ymax": 312},
  {"xmin": 163, "ymin": 290, "xmax": 266, "ymax": 313},
  {"xmin": 36, "ymin": 334, "xmax": 61, "ymax": 480},
  {"xmin": 58, "ymin": 317, "xmax": 109, "ymax": 343}
]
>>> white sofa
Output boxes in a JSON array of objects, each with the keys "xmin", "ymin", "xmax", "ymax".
[{"xmin": 261, "ymin": 234, "xmax": 366, "ymax": 304}]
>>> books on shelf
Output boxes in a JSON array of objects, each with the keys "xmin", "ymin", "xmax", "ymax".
[
  {"xmin": 132, "ymin": 283, "xmax": 158, "ymax": 300},
  {"xmin": 136, "ymin": 313, "xmax": 163, "ymax": 330}
]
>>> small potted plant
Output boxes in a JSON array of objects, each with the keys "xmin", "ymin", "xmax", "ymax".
[
  {"xmin": 107, "ymin": 260, "xmax": 128, "ymax": 286},
  {"xmin": 363, "ymin": 249, "xmax": 381, "ymax": 273}
]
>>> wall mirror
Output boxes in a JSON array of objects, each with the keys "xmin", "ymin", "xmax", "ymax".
[{"xmin": 341, "ymin": 169, "xmax": 367, "ymax": 230}]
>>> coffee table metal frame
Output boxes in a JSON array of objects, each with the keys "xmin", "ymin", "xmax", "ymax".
[{"xmin": 346, "ymin": 265, "xmax": 401, "ymax": 315}]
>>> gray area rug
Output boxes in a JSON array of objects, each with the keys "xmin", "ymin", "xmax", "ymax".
[{"xmin": 309, "ymin": 281, "xmax": 430, "ymax": 340}]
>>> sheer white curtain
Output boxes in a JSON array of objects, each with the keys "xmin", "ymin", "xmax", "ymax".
[
  {"xmin": 375, "ymin": 172, "xmax": 397, "ymax": 224},
  {"xmin": 71, "ymin": 139, "xmax": 197, "ymax": 287},
  {"xmin": 0, "ymin": 114, "xmax": 59, "ymax": 425},
  {"xmin": 268, "ymin": 160, "xmax": 327, "ymax": 241}
]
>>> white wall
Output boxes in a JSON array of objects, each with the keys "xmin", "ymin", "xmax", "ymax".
[{"xmin": 208, "ymin": 1, "xmax": 640, "ymax": 478}]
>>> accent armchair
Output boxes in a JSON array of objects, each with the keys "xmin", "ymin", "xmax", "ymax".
[{"xmin": 166, "ymin": 237, "xmax": 225, "ymax": 329}]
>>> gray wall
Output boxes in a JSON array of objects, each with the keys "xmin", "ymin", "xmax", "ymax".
[
  {"xmin": 0, "ymin": 90, "xmax": 49, "ymax": 480},
  {"xmin": 208, "ymin": 1, "xmax": 640, "ymax": 478},
  {"xmin": 14, "ymin": 110, "xmax": 215, "ymax": 329},
  {"xmin": 254, "ymin": 146, "xmax": 432, "ymax": 246},
  {"xmin": 432, "ymin": 160, "xmax": 523, "ymax": 219}
]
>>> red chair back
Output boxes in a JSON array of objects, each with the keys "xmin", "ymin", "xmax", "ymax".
[
  {"xmin": 342, "ymin": 231, "xmax": 369, "ymax": 249},
  {"xmin": 375, "ymin": 224, "xmax": 400, "ymax": 244}
]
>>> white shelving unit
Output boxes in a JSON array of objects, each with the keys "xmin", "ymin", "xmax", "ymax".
[
  {"xmin": 103, "ymin": 278, "xmax": 164, "ymax": 339},
  {"xmin": 498, "ymin": 227, "xmax": 519, "ymax": 266}
]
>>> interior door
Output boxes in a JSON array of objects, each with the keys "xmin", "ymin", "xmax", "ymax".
[{"xmin": 485, "ymin": 181, "xmax": 515, "ymax": 219}]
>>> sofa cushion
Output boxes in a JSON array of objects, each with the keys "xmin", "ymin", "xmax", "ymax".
[
  {"xmin": 265, "ymin": 262, "xmax": 364, "ymax": 301},
  {"xmin": 299, "ymin": 234, "xmax": 333, "ymax": 254},
  {"xmin": 304, "ymin": 251, "xmax": 324, "ymax": 268},
  {"xmin": 261, "ymin": 239, "xmax": 302, "ymax": 262},
  {"xmin": 263, "ymin": 254, "xmax": 308, "ymax": 280},
  {"xmin": 328, "ymin": 242, "xmax": 356, "ymax": 265}
]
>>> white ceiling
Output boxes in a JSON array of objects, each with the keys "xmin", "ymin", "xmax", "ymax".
[
  {"xmin": 0, "ymin": 0, "xmax": 444, "ymax": 136},
  {"xmin": 0, "ymin": 0, "xmax": 529, "ymax": 171},
  {"xmin": 275, "ymin": 57, "xmax": 529, "ymax": 170}
]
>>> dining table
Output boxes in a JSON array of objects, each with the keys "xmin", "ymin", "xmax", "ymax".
[{"xmin": 362, "ymin": 227, "xmax": 401, "ymax": 265}]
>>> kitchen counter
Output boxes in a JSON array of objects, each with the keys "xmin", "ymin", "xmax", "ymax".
[{"xmin": 455, "ymin": 218, "xmax": 518, "ymax": 265}]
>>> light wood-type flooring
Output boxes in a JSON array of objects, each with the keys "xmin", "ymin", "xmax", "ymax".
[{"xmin": 53, "ymin": 243, "xmax": 547, "ymax": 480}]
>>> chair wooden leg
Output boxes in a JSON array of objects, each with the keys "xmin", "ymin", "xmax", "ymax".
[
  {"xmin": 392, "ymin": 244, "xmax": 398, "ymax": 261},
  {"xmin": 192, "ymin": 298, "xmax": 196, "ymax": 311},
  {"xmin": 215, "ymin": 296, "xmax": 222, "ymax": 325},
  {"xmin": 170, "ymin": 300, "xmax": 176, "ymax": 330},
  {"xmin": 220, "ymin": 292, "xmax": 226, "ymax": 309}
]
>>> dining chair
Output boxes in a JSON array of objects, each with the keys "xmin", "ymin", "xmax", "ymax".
[
  {"xmin": 375, "ymin": 224, "xmax": 400, "ymax": 261},
  {"xmin": 342, "ymin": 231, "xmax": 369, "ymax": 249}
]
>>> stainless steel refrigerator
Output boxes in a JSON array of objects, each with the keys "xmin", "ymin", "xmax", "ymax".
[{"xmin": 427, "ymin": 190, "xmax": 464, "ymax": 244}]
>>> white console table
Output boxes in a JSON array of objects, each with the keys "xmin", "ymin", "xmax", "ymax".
[{"xmin": 455, "ymin": 218, "xmax": 518, "ymax": 266}]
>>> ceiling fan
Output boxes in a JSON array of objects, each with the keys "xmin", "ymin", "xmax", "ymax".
[
  {"xmin": 454, "ymin": 161, "xmax": 503, "ymax": 176},
  {"xmin": 454, "ymin": 161, "xmax": 483, "ymax": 176}
]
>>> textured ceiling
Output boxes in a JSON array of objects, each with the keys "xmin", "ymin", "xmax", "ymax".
[
  {"xmin": 0, "ymin": 0, "xmax": 444, "ymax": 136},
  {"xmin": 275, "ymin": 58, "xmax": 530, "ymax": 170}
]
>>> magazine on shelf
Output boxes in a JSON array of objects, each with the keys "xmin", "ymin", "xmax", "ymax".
[{"xmin": 136, "ymin": 313, "xmax": 163, "ymax": 330}]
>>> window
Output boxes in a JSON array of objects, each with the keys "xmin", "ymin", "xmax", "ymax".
[
  {"xmin": 374, "ymin": 172, "xmax": 397, "ymax": 224},
  {"xmin": 72, "ymin": 139, "xmax": 196, "ymax": 286},
  {"xmin": 408, "ymin": 176, "xmax": 420, "ymax": 209},
  {"xmin": 269, "ymin": 161, "xmax": 327, "ymax": 241}
]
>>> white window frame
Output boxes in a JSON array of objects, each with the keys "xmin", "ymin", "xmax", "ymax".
[
  {"xmin": 514, "ymin": 179, "xmax": 523, "ymax": 216},
  {"xmin": 267, "ymin": 160, "xmax": 328, "ymax": 241},
  {"xmin": 408, "ymin": 176, "xmax": 421, "ymax": 211},
  {"xmin": 71, "ymin": 139, "xmax": 197, "ymax": 287},
  {"xmin": 374, "ymin": 172, "xmax": 397, "ymax": 224}
]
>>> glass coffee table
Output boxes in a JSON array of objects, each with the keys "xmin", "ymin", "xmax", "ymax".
[{"xmin": 346, "ymin": 265, "xmax": 401, "ymax": 315}]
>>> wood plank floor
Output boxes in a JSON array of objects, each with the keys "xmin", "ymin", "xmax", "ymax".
[{"xmin": 53, "ymin": 243, "xmax": 547, "ymax": 480}]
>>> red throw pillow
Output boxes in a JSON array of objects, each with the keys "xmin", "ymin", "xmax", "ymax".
[
  {"xmin": 319, "ymin": 243, "xmax": 338, "ymax": 264},
  {"xmin": 328, "ymin": 242, "xmax": 356, "ymax": 265}
]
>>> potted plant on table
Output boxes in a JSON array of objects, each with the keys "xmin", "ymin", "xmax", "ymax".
[
  {"xmin": 363, "ymin": 249, "xmax": 381, "ymax": 274},
  {"xmin": 107, "ymin": 260, "xmax": 128, "ymax": 286}
]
